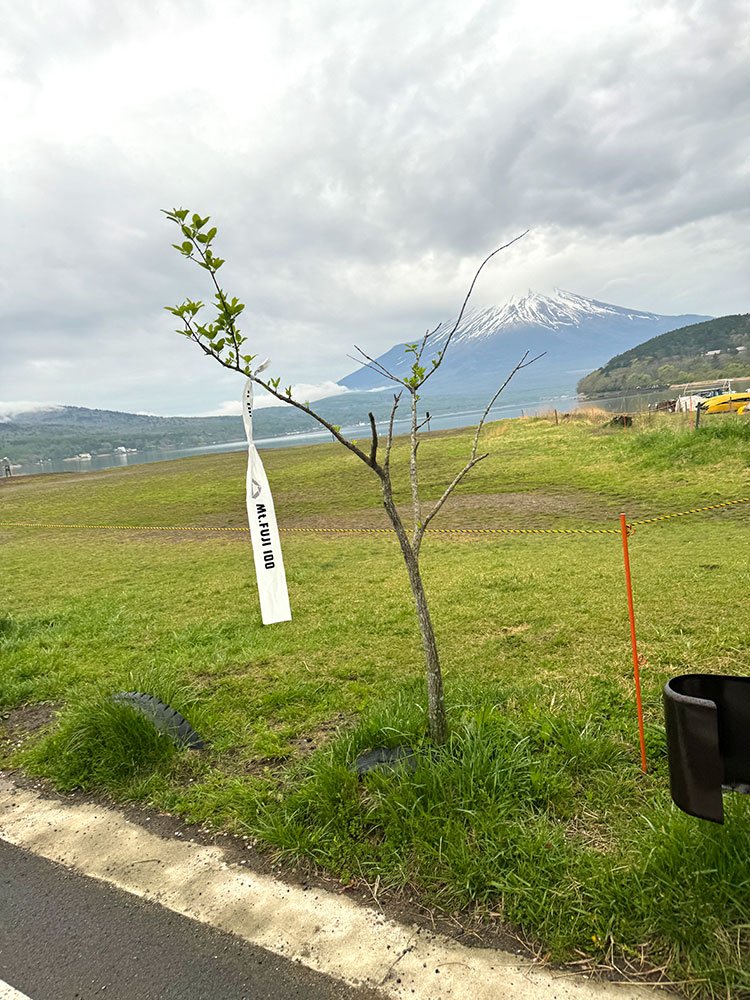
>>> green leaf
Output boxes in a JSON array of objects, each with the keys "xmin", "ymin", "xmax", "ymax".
[
  {"xmin": 181, "ymin": 241, "xmax": 192, "ymax": 253},
  {"xmin": 206, "ymin": 227, "xmax": 217, "ymax": 241}
]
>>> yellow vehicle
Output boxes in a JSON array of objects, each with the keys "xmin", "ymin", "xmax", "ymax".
[{"xmin": 699, "ymin": 392, "xmax": 750, "ymax": 414}]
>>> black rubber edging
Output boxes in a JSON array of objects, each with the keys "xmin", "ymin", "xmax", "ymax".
[
  {"xmin": 352, "ymin": 745, "xmax": 417, "ymax": 776},
  {"xmin": 112, "ymin": 692, "xmax": 205, "ymax": 749}
]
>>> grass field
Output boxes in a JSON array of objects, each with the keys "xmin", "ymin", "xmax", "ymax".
[{"xmin": 2, "ymin": 411, "xmax": 750, "ymax": 998}]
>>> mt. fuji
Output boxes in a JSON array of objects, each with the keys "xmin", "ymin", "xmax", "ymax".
[{"xmin": 339, "ymin": 290, "xmax": 710, "ymax": 395}]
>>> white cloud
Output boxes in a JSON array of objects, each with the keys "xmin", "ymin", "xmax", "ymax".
[
  {"xmin": 0, "ymin": 401, "xmax": 63, "ymax": 419},
  {"xmin": 2, "ymin": 0, "xmax": 748, "ymax": 415},
  {"xmin": 202, "ymin": 380, "xmax": 350, "ymax": 416}
]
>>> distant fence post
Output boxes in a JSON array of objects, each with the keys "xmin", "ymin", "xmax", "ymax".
[{"xmin": 620, "ymin": 513, "xmax": 647, "ymax": 773}]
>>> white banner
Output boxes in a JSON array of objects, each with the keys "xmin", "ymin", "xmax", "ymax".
[{"xmin": 242, "ymin": 377, "xmax": 292, "ymax": 625}]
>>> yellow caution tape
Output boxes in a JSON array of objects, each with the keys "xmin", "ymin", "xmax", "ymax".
[
  {"xmin": 631, "ymin": 497, "xmax": 750, "ymax": 526},
  {"xmin": 0, "ymin": 521, "xmax": 247, "ymax": 533},
  {"xmin": 0, "ymin": 520, "xmax": 616, "ymax": 536},
  {"xmin": 282, "ymin": 525, "xmax": 619, "ymax": 536},
  {"xmin": 0, "ymin": 497, "xmax": 747, "ymax": 537}
]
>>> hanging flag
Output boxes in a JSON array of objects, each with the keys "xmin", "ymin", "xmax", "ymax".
[{"xmin": 242, "ymin": 376, "xmax": 292, "ymax": 625}]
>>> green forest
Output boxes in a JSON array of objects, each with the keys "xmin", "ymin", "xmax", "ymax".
[
  {"xmin": 577, "ymin": 314, "xmax": 750, "ymax": 395},
  {"xmin": 0, "ymin": 391, "xmax": 395, "ymax": 464}
]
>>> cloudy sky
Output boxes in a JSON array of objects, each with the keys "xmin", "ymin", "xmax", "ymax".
[{"xmin": 2, "ymin": 0, "xmax": 748, "ymax": 416}]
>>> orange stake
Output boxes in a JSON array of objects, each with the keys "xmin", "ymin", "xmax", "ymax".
[{"xmin": 620, "ymin": 513, "xmax": 647, "ymax": 772}]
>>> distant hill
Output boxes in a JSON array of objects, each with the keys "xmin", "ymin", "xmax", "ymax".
[
  {"xmin": 339, "ymin": 289, "xmax": 710, "ymax": 396},
  {"xmin": 0, "ymin": 407, "xmax": 244, "ymax": 463},
  {"xmin": 0, "ymin": 393, "xmax": 403, "ymax": 464},
  {"xmin": 577, "ymin": 314, "xmax": 750, "ymax": 395}
]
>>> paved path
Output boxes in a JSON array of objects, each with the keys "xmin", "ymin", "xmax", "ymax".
[
  {"xmin": 0, "ymin": 838, "xmax": 383, "ymax": 1000},
  {"xmin": 0, "ymin": 778, "xmax": 664, "ymax": 1000}
]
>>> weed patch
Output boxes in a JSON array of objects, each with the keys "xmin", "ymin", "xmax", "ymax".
[{"xmin": 255, "ymin": 684, "xmax": 750, "ymax": 996}]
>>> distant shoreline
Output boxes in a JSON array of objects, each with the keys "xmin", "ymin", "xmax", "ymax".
[{"xmin": 2, "ymin": 389, "xmax": 668, "ymax": 480}]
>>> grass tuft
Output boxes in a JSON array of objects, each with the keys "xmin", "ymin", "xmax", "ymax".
[
  {"xmin": 20, "ymin": 669, "xmax": 205, "ymax": 794},
  {"xmin": 254, "ymin": 682, "xmax": 750, "ymax": 996},
  {"xmin": 22, "ymin": 696, "xmax": 178, "ymax": 792}
]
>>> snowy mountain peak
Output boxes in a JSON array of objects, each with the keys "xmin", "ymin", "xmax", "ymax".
[
  {"xmin": 451, "ymin": 289, "xmax": 663, "ymax": 342},
  {"xmin": 339, "ymin": 292, "xmax": 710, "ymax": 393}
]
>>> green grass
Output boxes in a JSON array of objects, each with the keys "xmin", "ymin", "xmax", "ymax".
[{"xmin": 2, "ymin": 411, "xmax": 750, "ymax": 998}]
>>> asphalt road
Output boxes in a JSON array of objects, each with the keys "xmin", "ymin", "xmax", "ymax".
[{"xmin": 0, "ymin": 839, "xmax": 384, "ymax": 1000}]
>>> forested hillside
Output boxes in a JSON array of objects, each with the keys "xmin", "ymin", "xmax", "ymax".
[
  {"xmin": 577, "ymin": 314, "xmax": 750, "ymax": 395},
  {"xmin": 0, "ymin": 392, "xmax": 394, "ymax": 463}
]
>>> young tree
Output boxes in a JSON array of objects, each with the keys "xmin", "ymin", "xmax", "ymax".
[{"xmin": 164, "ymin": 209, "xmax": 541, "ymax": 744}]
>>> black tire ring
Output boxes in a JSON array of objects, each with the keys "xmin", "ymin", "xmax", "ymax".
[{"xmin": 112, "ymin": 692, "xmax": 205, "ymax": 749}]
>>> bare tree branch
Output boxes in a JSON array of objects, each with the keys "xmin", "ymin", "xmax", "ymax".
[
  {"xmin": 383, "ymin": 392, "xmax": 402, "ymax": 472},
  {"xmin": 350, "ymin": 346, "xmax": 406, "ymax": 385},
  {"xmin": 414, "ymin": 325, "xmax": 433, "ymax": 363},
  {"xmin": 409, "ymin": 391, "xmax": 422, "ymax": 539},
  {"xmin": 417, "ymin": 350, "xmax": 545, "ymax": 544},
  {"xmin": 368, "ymin": 411, "xmax": 378, "ymax": 466},
  {"xmin": 416, "ymin": 453, "xmax": 490, "ymax": 549},
  {"xmin": 419, "ymin": 230, "xmax": 529, "ymax": 389},
  {"xmin": 469, "ymin": 351, "xmax": 546, "ymax": 461}
]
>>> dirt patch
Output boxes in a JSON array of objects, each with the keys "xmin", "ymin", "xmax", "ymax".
[
  {"xmin": 206, "ymin": 712, "xmax": 356, "ymax": 777},
  {"xmin": 2, "ymin": 488, "xmax": 641, "ymax": 543},
  {"xmin": 288, "ymin": 712, "xmax": 354, "ymax": 757},
  {"xmin": 283, "ymin": 490, "xmax": 627, "ymax": 532},
  {"xmin": 0, "ymin": 702, "xmax": 60, "ymax": 753}
]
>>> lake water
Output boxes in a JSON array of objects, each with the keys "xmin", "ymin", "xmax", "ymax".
[{"xmin": 7, "ymin": 388, "xmax": 664, "ymax": 478}]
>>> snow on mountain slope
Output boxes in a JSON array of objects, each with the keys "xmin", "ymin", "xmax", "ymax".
[
  {"xmin": 339, "ymin": 291, "xmax": 710, "ymax": 394},
  {"xmin": 451, "ymin": 290, "xmax": 662, "ymax": 341}
]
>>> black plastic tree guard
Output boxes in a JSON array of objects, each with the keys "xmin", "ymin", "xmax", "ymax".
[{"xmin": 663, "ymin": 674, "xmax": 750, "ymax": 823}]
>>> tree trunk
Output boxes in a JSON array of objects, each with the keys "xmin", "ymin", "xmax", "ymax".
[
  {"xmin": 381, "ymin": 486, "xmax": 448, "ymax": 744},
  {"xmin": 403, "ymin": 545, "xmax": 448, "ymax": 744}
]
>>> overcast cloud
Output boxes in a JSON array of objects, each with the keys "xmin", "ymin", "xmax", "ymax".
[{"xmin": 2, "ymin": 0, "xmax": 748, "ymax": 415}]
